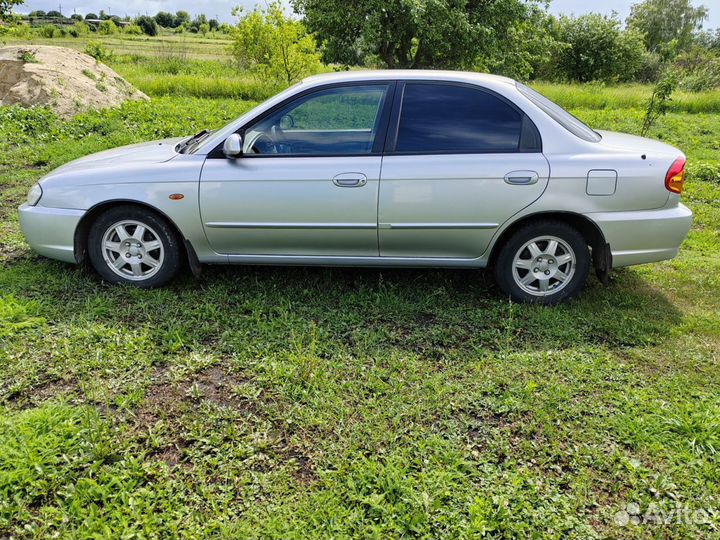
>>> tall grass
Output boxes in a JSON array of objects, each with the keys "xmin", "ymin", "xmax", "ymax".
[
  {"xmin": 532, "ymin": 82, "xmax": 720, "ymax": 113},
  {"xmin": 130, "ymin": 74, "xmax": 274, "ymax": 100}
]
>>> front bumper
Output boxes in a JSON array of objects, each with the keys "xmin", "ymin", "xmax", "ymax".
[
  {"xmin": 18, "ymin": 204, "xmax": 85, "ymax": 263},
  {"xmin": 587, "ymin": 203, "xmax": 693, "ymax": 268}
]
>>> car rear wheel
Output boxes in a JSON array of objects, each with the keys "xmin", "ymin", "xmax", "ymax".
[
  {"xmin": 494, "ymin": 220, "xmax": 590, "ymax": 304},
  {"xmin": 88, "ymin": 206, "xmax": 182, "ymax": 287}
]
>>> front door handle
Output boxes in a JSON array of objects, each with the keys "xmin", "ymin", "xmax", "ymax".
[
  {"xmin": 504, "ymin": 170, "xmax": 539, "ymax": 185},
  {"xmin": 333, "ymin": 173, "xmax": 367, "ymax": 187}
]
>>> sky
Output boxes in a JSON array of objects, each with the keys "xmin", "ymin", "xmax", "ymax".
[{"xmin": 14, "ymin": 0, "xmax": 720, "ymax": 28}]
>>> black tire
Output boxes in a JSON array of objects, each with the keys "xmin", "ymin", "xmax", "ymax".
[
  {"xmin": 87, "ymin": 205, "xmax": 183, "ymax": 288},
  {"xmin": 493, "ymin": 220, "xmax": 590, "ymax": 304}
]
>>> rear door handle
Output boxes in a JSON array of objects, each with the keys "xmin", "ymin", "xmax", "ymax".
[
  {"xmin": 333, "ymin": 173, "xmax": 367, "ymax": 187},
  {"xmin": 504, "ymin": 170, "xmax": 539, "ymax": 185}
]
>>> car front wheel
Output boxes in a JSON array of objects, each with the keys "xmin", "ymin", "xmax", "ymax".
[
  {"xmin": 87, "ymin": 205, "xmax": 182, "ymax": 287},
  {"xmin": 494, "ymin": 220, "xmax": 590, "ymax": 304}
]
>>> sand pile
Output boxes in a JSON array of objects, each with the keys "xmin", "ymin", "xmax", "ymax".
[{"xmin": 0, "ymin": 45, "xmax": 148, "ymax": 118}]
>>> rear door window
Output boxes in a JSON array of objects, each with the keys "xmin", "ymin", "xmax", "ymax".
[{"xmin": 394, "ymin": 83, "xmax": 533, "ymax": 154}]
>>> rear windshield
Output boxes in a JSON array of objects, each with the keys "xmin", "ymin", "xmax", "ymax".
[{"xmin": 516, "ymin": 83, "xmax": 601, "ymax": 143}]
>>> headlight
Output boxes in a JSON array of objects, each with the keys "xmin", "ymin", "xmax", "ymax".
[{"xmin": 27, "ymin": 183, "xmax": 43, "ymax": 206}]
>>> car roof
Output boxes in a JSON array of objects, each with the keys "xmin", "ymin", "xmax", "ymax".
[{"xmin": 301, "ymin": 70, "xmax": 517, "ymax": 87}]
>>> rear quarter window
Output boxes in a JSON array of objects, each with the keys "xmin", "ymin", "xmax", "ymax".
[{"xmin": 516, "ymin": 82, "xmax": 601, "ymax": 143}]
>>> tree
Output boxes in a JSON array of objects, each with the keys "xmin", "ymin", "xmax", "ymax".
[
  {"xmin": 209, "ymin": 18, "xmax": 219, "ymax": 31},
  {"xmin": 70, "ymin": 13, "xmax": 82, "ymax": 21},
  {"xmin": 85, "ymin": 12, "xmax": 97, "ymax": 20},
  {"xmin": 174, "ymin": 10, "xmax": 190, "ymax": 28},
  {"xmin": 549, "ymin": 14, "xmax": 646, "ymax": 82},
  {"xmin": 627, "ymin": 0, "xmax": 708, "ymax": 53},
  {"xmin": 694, "ymin": 28, "xmax": 720, "ymax": 51},
  {"xmin": 28, "ymin": 9, "xmax": 46, "ymax": 19},
  {"xmin": 46, "ymin": 9, "xmax": 63, "ymax": 18},
  {"xmin": 98, "ymin": 19, "xmax": 118, "ymax": 35},
  {"xmin": 293, "ymin": 0, "xmax": 544, "ymax": 69},
  {"xmin": 135, "ymin": 15, "xmax": 159, "ymax": 36},
  {"xmin": 485, "ymin": 6, "xmax": 562, "ymax": 80},
  {"xmin": 154, "ymin": 11, "xmax": 174, "ymax": 28},
  {"xmin": 231, "ymin": 2, "xmax": 322, "ymax": 86}
]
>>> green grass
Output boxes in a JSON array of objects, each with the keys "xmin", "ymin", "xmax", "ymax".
[
  {"xmin": 1, "ymin": 49, "xmax": 720, "ymax": 538},
  {"xmin": 532, "ymin": 82, "xmax": 720, "ymax": 113},
  {"xmin": 2, "ymin": 31, "xmax": 234, "ymax": 60}
]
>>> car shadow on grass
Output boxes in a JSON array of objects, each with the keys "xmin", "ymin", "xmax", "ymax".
[{"xmin": 0, "ymin": 255, "xmax": 684, "ymax": 358}]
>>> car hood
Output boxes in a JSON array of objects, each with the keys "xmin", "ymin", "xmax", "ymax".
[
  {"xmin": 46, "ymin": 137, "xmax": 187, "ymax": 176},
  {"xmin": 595, "ymin": 130, "xmax": 682, "ymax": 157}
]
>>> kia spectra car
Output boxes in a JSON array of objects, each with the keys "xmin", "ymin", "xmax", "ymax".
[{"xmin": 19, "ymin": 70, "xmax": 692, "ymax": 304}]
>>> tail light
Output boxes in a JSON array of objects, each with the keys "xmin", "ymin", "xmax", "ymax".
[{"xmin": 665, "ymin": 157, "xmax": 686, "ymax": 194}]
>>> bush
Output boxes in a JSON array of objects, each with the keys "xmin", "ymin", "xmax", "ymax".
[
  {"xmin": 84, "ymin": 41, "xmax": 114, "ymax": 63},
  {"xmin": 135, "ymin": 15, "xmax": 159, "ymax": 36},
  {"xmin": 635, "ymin": 51, "xmax": 664, "ymax": 83},
  {"xmin": 67, "ymin": 21, "xmax": 90, "ymax": 38},
  {"xmin": 0, "ymin": 22, "xmax": 31, "ymax": 39},
  {"xmin": 231, "ymin": 2, "xmax": 322, "ymax": 86},
  {"xmin": 37, "ymin": 24, "xmax": 62, "ymax": 38},
  {"xmin": 123, "ymin": 24, "xmax": 143, "ymax": 35},
  {"xmin": 548, "ymin": 14, "xmax": 646, "ymax": 82},
  {"xmin": 674, "ymin": 47, "xmax": 720, "ymax": 91},
  {"xmin": 98, "ymin": 19, "xmax": 118, "ymax": 35}
]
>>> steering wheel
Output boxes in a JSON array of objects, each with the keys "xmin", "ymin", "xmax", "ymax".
[{"xmin": 251, "ymin": 132, "xmax": 277, "ymax": 154}]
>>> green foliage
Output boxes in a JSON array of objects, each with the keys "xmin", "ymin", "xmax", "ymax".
[
  {"xmin": 36, "ymin": 23, "xmax": 62, "ymax": 38},
  {"xmin": 548, "ymin": 14, "xmax": 646, "ymax": 83},
  {"xmin": 641, "ymin": 69, "xmax": 679, "ymax": 136},
  {"xmin": 294, "ymin": 0, "xmax": 545, "ymax": 70},
  {"xmin": 123, "ymin": 23, "xmax": 143, "ymax": 35},
  {"xmin": 0, "ymin": 0, "xmax": 22, "ymax": 22},
  {"xmin": 66, "ymin": 21, "xmax": 90, "ymax": 38},
  {"xmin": 16, "ymin": 49, "xmax": 38, "ymax": 63},
  {"xmin": 84, "ymin": 40, "xmax": 114, "ymax": 63},
  {"xmin": 231, "ymin": 2, "xmax": 322, "ymax": 86},
  {"xmin": 135, "ymin": 15, "xmax": 159, "ymax": 37},
  {"xmin": 0, "ymin": 21, "xmax": 30, "ymax": 39},
  {"xmin": 486, "ymin": 6, "xmax": 561, "ymax": 80},
  {"xmin": 687, "ymin": 161, "xmax": 720, "ymax": 184},
  {"xmin": 154, "ymin": 10, "xmax": 175, "ymax": 28},
  {"xmin": 674, "ymin": 47, "xmax": 720, "ymax": 91},
  {"xmin": 627, "ymin": 0, "xmax": 709, "ymax": 54},
  {"xmin": 174, "ymin": 10, "xmax": 190, "ymax": 28},
  {"xmin": 98, "ymin": 19, "xmax": 118, "ymax": 35},
  {"xmin": 694, "ymin": 28, "xmax": 720, "ymax": 51}
]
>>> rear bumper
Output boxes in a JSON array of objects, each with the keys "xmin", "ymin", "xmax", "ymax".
[
  {"xmin": 18, "ymin": 204, "xmax": 84, "ymax": 263},
  {"xmin": 587, "ymin": 203, "xmax": 693, "ymax": 267}
]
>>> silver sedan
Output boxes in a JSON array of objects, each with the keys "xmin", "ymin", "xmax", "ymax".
[{"xmin": 19, "ymin": 70, "xmax": 692, "ymax": 303}]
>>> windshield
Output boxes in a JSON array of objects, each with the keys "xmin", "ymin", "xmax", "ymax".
[{"xmin": 516, "ymin": 83, "xmax": 601, "ymax": 143}]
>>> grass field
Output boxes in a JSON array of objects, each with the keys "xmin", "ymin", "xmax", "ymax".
[{"xmin": 1, "ymin": 34, "xmax": 720, "ymax": 539}]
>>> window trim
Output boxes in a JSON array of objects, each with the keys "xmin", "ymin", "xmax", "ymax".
[
  {"xmin": 207, "ymin": 81, "xmax": 397, "ymax": 159},
  {"xmin": 384, "ymin": 80, "xmax": 542, "ymax": 156}
]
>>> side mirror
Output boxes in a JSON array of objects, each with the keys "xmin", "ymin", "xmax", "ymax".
[{"xmin": 223, "ymin": 133, "xmax": 243, "ymax": 158}]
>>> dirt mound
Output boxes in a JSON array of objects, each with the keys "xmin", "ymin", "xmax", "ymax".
[{"xmin": 0, "ymin": 45, "xmax": 148, "ymax": 118}]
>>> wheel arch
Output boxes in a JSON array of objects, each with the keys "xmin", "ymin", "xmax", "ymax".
[
  {"xmin": 73, "ymin": 199, "xmax": 190, "ymax": 264},
  {"xmin": 488, "ymin": 211, "xmax": 610, "ymax": 277}
]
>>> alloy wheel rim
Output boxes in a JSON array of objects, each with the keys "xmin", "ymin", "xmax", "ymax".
[
  {"xmin": 511, "ymin": 235, "xmax": 576, "ymax": 296},
  {"xmin": 101, "ymin": 220, "xmax": 164, "ymax": 281}
]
